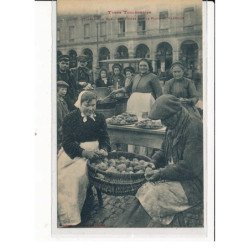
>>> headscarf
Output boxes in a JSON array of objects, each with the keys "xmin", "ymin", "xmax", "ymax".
[{"xmin": 148, "ymin": 94, "xmax": 182, "ymax": 120}]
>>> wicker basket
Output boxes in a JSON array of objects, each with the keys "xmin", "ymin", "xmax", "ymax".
[{"xmin": 87, "ymin": 152, "xmax": 152, "ymax": 196}]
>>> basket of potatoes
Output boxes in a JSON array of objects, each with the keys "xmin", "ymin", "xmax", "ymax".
[{"xmin": 87, "ymin": 151, "xmax": 156, "ymax": 196}]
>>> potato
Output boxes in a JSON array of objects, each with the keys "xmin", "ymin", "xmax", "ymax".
[
  {"xmin": 136, "ymin": 170, "xmax": 144, "ymax": 174},
  {"xmin": 139, "ymin": 160, "xmax": 146, "ymax": 164},
  {"xmin": 121, "ymin": 171, "xmax": 126, "ymax": 174},
  {"xmin": 126, "ymin": 167, "xmax": 133, "ymax": 172},
  {"xmin": 119, "ymin": 156, "xmax": 126, "ymax": 161},
  {"xmin": 134, "ymin": 165, "xmax": 142, "ymax": 171},
  {"xmin": 108, "ymin": 159, "xmax": 116, "ymax": 165},
  {"xmin": 116, "ymin": 163, "xmax": 126, "ymax": 172},
  {"xmin": 133, "ymin": 158, "xmax": 139, "ymax": 162},
  {"xmin": 106, "ymin": 166, "xmax": 116, "ymax": 172},
  {"xmin": 145, "ymin": 167, "xmax": 153, "ymax": 173},
  {"xmin": 129, "ymin": 171, "xmax": 134, "ymax": 174}
]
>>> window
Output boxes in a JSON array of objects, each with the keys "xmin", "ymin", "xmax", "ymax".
[
  {"xmin": 184, "ymin": 8, "xmax": 194, "ymax": 27},
  {"xmin": 118, "ymin": 18, "xmax": 125, "ymax": 37},
  {"xmin": 84, "ymin": 23, "xmax": 90, "ymax": 38},
  {"xmin": 100, "ymin": 22, "xmax": 106, "ymax": 37},
  {"xmin": 159, "ymin": 11, "xmax": 169, "ymax": 30},
  {"xmin": 137, "ymin": 15, "xmax": 146, "ymax": 35},
  {"xmin": 69, "ymin": 26, "xmax": 75, "ymax": 41}
]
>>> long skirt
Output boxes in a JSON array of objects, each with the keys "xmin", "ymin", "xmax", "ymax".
[{"xmin": 57, "ymin": 141, "xmax": 99, "ymax": 226}]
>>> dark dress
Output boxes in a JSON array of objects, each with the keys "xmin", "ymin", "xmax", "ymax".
[
  {"xmin": 163, "ymin": 77, "xmax": 201, "ymax": 118},
  {"xmin": 110, "ymin": 74, "xmax": 125, "ymax": 89},
  {"xmin": 116, "ymin": 108, "xmax": 203, "ymax": 227},
  {"xmin": 95, "ymin": 77, "xmax": 113, "ymax": 88},
  {"xmin": 62, "ymin": 109, "xmax": 111, "ymax": 159},
  {"xmin": 57, "ymin": 95, "xmax": 69, "ymax": 150},
  {"xmin": 126, "ymin": 72, "xmax": 162, "ymax": 99}
]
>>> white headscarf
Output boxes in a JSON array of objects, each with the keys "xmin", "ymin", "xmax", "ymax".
[{"xmin": 74, "ymin": 90, "xmax": 96, "ymax": 122}]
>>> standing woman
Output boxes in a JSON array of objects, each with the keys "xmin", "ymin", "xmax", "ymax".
[
  {"xmin": 124, "ymin": 66, "xmax": 135, "ymax": 88},
  {"xmin": 57, "ymin": 91, "xmax": 111, "ymax": 227},
  {"xmin": 95, "ymin": 68, "xmax": 113, "ymax": 88},
  {"xmin": 112, "ymin": 58, "xmax": 162, "ymax": 117},
  {"xmin": 110, "ymin": 63, "xmax": 125, "ymax": 90},
  {"xmin": 163, "ymin": 62, "xmax": 201, "ymax": 118}
]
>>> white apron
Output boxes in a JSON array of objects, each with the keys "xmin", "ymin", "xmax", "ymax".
[
  {"xmin": 127, "ymin": 92, "xmax": 155, "ymax": 155},
  {"xmin": 136, "ymin": 181, "xmax": 192, "ymax": 225},
  {"xmin": 126, "ymin": 92, "xmax": 155, "ymax": 120},
  {"xmin": 57, "ymin": 141, "xmax": 99, "ymax": 226}
]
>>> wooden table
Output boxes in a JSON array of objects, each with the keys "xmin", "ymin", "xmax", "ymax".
[{"xmin": 107, "ymin": 124, "xmax": 166, "ymax": 149}]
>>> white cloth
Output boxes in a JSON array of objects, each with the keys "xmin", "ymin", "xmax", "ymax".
[
  {"xmin": 74, "ymin": 90, "xmax": 87, "ymax": 109},
  {"xmin": 126, "ymin": 92, "xmax": 155, "ymax": 120},
  {"xmin": 57, "ymin": 141, "xmax": 99, "ymax": 226},
  {"xmin": 136, "ymin": 181, "xmax": 192, "ymax": 225}
]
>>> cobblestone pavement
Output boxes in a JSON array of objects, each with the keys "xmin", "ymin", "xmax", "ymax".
[
  {"xmin": 80, "ymin": 190, "xmax": 136, "ymax": 228},
  {"xmin": 80, "ymin": 189, "xmax": 203, "ymax": 228}
]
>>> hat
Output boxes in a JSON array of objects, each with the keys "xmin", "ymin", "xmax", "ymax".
[
  {"xmin": 57, "ymin": 80, "xmax": 69, "ymax": 88},
  {"xmin": 112, "ymin": 63, "xmax": 122, "ymax": 71},
  {"xmin": 148, "ymin": 94, "xmax": 182, "ymax": 120},
  {"xmin": 77, "ymin": 55, "xmax": 88, "ymax": 62},
  {"xmin": 58, "ymin": 55, "xmax": 69, "ymax": 62},
  {"xmin": 124, "ymin": 66, "xmax": 135, "ymax": 74},
  {"xmin": 170, "ymin": 61, "xmax": 185, "ymax": 70}
]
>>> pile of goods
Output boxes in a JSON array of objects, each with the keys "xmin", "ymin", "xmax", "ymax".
[
  {"xmin": 91, "ymin": 156, "xmax": 156, "ymax": 177},
  {"xmin": 106, "ymin": 112, "xmax": 138, "ymax": 125},
  {"xmin": 87, "ymin": 152, "xmax": 155, "ymax": 195},
  {"xmin": 135, "ymin": 118, "xmax": 163, "ymax": 129}
]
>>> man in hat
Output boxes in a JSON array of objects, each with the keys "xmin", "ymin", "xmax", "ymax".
[
  {"xmin": 57, "ymin": 55, "xmax": 77, "ymax": 111},
  {"xmin": 116, "ymin": 95, "xmax": 203, "ymax": 227},
  {"xmin": 57, "ymin": 80, "xmax": 70, "ymax": 151},
  {"xmin": 70, "ymin": 55, "xmax": 93, "ymax": 94}
]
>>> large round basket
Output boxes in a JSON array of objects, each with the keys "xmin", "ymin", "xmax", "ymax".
[{"xmin": 87, "ymin": 152, "xmax": 151, "ymax": 196}]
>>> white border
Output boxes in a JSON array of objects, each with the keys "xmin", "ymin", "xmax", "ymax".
[{"xmin": 49, "ymin": 0, "xmax": 215, "ymax": 240}]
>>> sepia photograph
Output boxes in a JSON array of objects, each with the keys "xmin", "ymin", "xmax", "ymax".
[{"xmin": 55, "ymin": 0, "xmax": 205, "ymax": 230}]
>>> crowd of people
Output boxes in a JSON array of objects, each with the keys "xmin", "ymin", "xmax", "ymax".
[{"xmin": 56, "ymin": 54, "xmax": 203, "ymax": 228}]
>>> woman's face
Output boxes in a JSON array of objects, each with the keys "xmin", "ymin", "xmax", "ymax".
[
  {"xmin": 139, "ymin": 61, "xmax": 149, "ymax": 74},
  {"xmin": 113, "ymin": 67, "xmax": 120, "ymax": 76},
  {"xmin": 125, "ymin": 71, "xmax": 132, "ymax": 78},
  {"xmin": 100, "ymin": 70, "xmax": 107, "ymax": 78},
  {"xmin": 172, "ymin": 65, "xmax": 184, "ymax": 80},
  {"xmin": 80, "ymin": 99, "xmax": 97, "ymax": 116}
]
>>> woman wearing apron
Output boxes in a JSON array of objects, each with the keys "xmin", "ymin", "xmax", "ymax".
[
  {"xmin": 57, "ymin": 91, "xmax": 111, "ymax": 227},
  {"xmin": 112, "ymin": 59, "xmax": 162, "ymax": 155}
]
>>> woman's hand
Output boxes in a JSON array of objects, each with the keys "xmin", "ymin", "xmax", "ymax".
[
  {"xmin": 95, "ymin": 149, "xmax": 108, "ymax": 157},
  {"xmin": 82, "ymin": 150, "xmax": 98, "ymax": 159},
  {"xmin": 145, "ymin": 170, "xmax": 161, "ymax": 182}
]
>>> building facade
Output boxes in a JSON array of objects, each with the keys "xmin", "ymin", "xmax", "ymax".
[{"xmin": 57, "ymin": 4, "xmax": 202, "ymax": 80}]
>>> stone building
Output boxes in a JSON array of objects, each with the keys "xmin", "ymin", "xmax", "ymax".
[{"xmin": 57, "ymin": 3, "xmax": 202, "ymax": 82}]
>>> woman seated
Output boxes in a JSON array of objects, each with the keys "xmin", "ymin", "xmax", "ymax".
[
  {"xmin": 95, "ymin": 68, "xmax": 113, "ymax": 88},
  {"xmin": 57, "ymin": 91, "xmax": 111, "ymax": 227},
  {"xmin": 163, "ymin": 62, "xmax": 201, "ymax": 119},
  {"xmin": 116, "ymin": 95, "xmax": 203, "ymax": 227}
]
